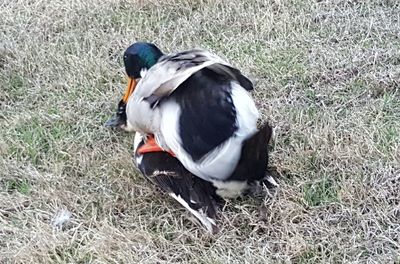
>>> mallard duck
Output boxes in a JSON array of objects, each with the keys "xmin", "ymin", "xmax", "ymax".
[{"xmin": 106, "ymin": 42, "xmax": 277, "ymax": 230}]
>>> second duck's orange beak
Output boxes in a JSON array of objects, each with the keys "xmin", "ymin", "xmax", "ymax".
[{"xmin": 122, "ymin": 77, "xmax": 137, "ymax": 103}]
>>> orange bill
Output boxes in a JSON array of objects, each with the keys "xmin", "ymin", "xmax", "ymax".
[
  {"xmin": 122, "ymin": 77, "xmax": 137, "ymax": 103},
  {"xmin": 137, "ymin": 136, "xmax": 176, "ymax": 157}
]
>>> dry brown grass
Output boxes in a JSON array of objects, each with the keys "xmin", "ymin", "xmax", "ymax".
[{"xmin": 1, "ymin": 0, "xmax": 399, "ymax": 263}]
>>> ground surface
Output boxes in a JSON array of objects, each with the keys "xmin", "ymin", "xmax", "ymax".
[{"xmin": 1, "ymin": 0, "xmax": 399, "ymax": 263}]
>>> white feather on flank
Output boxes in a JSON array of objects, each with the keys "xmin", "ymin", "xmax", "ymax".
[
  {"xmin": 169, "ymin": 193, "xmax": 216, "ymax": 233},
  {"xmin": 158, "ymin": 82, "xmax": 259, "ymax": 182},
  {"xmin": 155, "ymin": 99, "xmax": 182, "ymax": 152},
  {"xmin": 230, "ymin": 82, "xmax": 259, "ymax": 138}
]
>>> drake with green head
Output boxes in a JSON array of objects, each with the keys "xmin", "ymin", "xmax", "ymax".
[
  {"xmin": 105, "ymin": 42, "xmax": 163, "ymax": 130},
  {"xmin": 106, "ymin": 42, "xmax": 276, "ymax": 232}
]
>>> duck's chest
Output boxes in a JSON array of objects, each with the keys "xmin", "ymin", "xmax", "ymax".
[{"xmin": 126, "ymin": 96, "xmax": 162, "ymax": 134}]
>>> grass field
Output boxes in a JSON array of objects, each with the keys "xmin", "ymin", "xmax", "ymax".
[{"xmin": 1, "ymin": 0, "xmax": 399, "ymax": 263}]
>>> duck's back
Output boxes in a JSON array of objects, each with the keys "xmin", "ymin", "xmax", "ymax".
[
  {"xmin": 171, "ymin": 68, "xmax": 239, "ymax": 161},
  {"xmin": 158, "ymin": 67, "xmax": 260, "ymax": 182}
]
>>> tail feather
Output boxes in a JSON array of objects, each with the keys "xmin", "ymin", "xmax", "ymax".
[
  {"xmin": 207, "ymin": 63, "xmax": 254, "ymax": 91},
  {"xmin": 228, "ymin": 123, "xmax": 273, "ymax": 182}
]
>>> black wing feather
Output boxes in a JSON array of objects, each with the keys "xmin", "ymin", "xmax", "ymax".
[
  {"xmin": 227, "ymin": 123, "xmax": 273, "ymax": 182},
  {"xmin": 135, "ymin": 143, "xmax": 220, "ymax": 219},
  {"xmin": 224, "ymin": 65, "xmax": 253, "ymax": 91},
  {"xmin": 170, "ymin": 68, "xmax": 238, "ymax": 161}
]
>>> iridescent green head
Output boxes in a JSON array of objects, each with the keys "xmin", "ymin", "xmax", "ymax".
[
  {"xmin": 105, "ymin": 42, "xmax": 163, "ymax": 130},
  {"xmin": 123, "ymin": 42, "xmax": 163, "ymax": 79}
]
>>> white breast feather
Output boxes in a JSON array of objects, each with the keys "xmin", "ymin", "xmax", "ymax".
[{"xmin": 126, "ymin": 96, "xmax": 161, "ymax": 134}]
